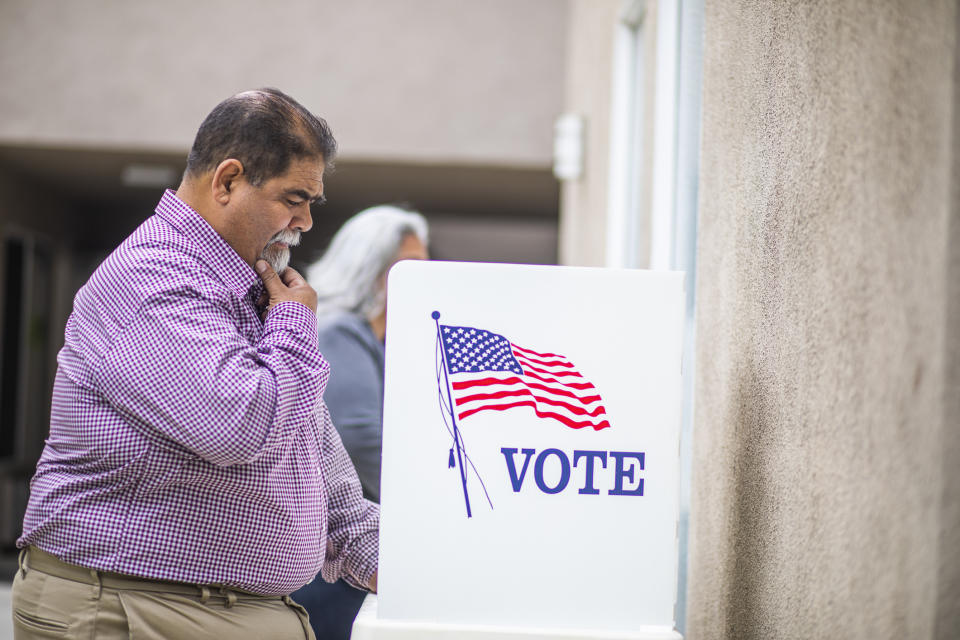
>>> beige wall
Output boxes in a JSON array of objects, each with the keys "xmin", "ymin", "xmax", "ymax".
[
  {"xmin": 557, "ymin": 0, "xmax": 620, "ymax": 266},
  {"xmin": 943, "ymin": 40, "xmax": 960, "ymax": 629},
  {"xmin": 557, "ymin": 0, "xmax": 661, "ymax": 268},
  {"xmin": 0, "ymin": 0, "xmax": 566, "ymax": 167},
  {"xmin": 688, "ymin": 2, "xmax": 959, "ymax": 639}
]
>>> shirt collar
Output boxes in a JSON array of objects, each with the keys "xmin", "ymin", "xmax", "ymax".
[{"xmin": 154, "ymin": 189, "xmax": 260, "ymax": 300}]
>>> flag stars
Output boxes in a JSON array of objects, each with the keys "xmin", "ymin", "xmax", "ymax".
[{"xmin": 440, "ymin": 325, "xmax": 524, "ymax": 374}]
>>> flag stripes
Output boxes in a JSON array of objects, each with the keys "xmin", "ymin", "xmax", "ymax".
[{"xmin": 438, "ymin": 324, "xmax": 611, "ymax": 431}]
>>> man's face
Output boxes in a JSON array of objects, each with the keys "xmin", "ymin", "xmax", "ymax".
[{"xmin": 229, "ymin": 156, "xmax": 325, "ymax": 272}]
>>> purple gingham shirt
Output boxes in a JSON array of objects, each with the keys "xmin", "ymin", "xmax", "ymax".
[{"xmin": 18, "ymin": 190, "xmax": 379, "ymax": 595}]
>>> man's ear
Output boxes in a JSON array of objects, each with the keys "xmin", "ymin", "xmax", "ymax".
[{"xmin": 211, "ymin": 159, "xmax": 244, "ymax": 205}]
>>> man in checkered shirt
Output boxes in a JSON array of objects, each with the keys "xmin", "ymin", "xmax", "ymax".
[{"xmin": 11, "ymin": 89, "xmax": 378, "ymax": 639}]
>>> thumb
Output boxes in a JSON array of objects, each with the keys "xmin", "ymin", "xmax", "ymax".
[{"xmin": 256, "ymin": 260, "xmax": 282, "ymax": 292}]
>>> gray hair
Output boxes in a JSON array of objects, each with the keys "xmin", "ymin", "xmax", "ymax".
[{"xmin": 306, "ymin": 205, "xmax": 428, "ymax": 320}]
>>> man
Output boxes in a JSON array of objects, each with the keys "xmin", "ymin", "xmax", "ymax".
[{"xmin": 11, "ymin": 89, "xmax": 377, "ymax": 639}]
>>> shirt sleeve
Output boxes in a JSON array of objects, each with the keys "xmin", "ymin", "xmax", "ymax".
[
  {"xmin": 317, "ymin": 402, "xmax": 380, "ymax": 590},
  {"xmin": 95, "ymin": 282, "xmax": 327, "ymax": 466}
]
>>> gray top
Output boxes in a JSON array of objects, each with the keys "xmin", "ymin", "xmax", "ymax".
[{"xmin": 317, "ymin": 311, "xmax": 385, "ymax": 503}]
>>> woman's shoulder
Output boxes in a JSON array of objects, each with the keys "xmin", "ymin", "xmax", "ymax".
[
  {"xmin": 317, "ymin": 311, "xmax": 380, "ymax": 350},
  {"xmin": 318, "ymin": 310, "xmax": 366, "ymax": 334}
]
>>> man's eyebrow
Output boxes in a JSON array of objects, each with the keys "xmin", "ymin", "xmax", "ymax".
[{"xmin": 286, "ymin": 188, "xmax": 326, "ymax": 205}]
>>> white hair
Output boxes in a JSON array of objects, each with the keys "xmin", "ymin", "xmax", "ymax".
[{"xmin": 306, "ymin": 205, "xmax": 428, "ymax": 320}]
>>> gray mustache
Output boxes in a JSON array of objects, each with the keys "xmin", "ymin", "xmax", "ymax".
[{"xmin": 268, "ymin": 230, "xmax": 301, "ymax": 246}]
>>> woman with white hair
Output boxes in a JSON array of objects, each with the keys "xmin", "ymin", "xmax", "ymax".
[
  {"xmin": 305, "ymin": 204, "xmax": 428, "ymax": 500},
  {"xmin": 292, "ymin": 204, "xmax": 428, "ymax": 640}
]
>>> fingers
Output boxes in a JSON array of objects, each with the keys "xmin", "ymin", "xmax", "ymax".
[
  {"xmin": 280, "ymin": 267, "xmax": 307, "ymax": 288},
  {"xmin": 256, "ymin": 260, "xmax": 282, "ymax": 292},
  {"xmin": 256, "ymin": 261, "xmax": 317, "ymax": 314}
]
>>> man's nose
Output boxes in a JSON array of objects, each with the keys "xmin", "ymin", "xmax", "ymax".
[{"xmin": 293, "ymin": 206, "xmax": 313, "ymax": 233}]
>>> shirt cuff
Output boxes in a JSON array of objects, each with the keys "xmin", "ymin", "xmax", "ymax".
[
  {"xmin": 262, "ymin": 301, "xmax": 318, "ymax": 338},
  {"xmin": 341, "ymin": 527, "xmax": 380, "ymax": 591}
]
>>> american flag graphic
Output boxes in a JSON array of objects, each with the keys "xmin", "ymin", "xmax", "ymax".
[{"xmin": 438, "ymin": 324, "xmax": 611, "ymax": 431}]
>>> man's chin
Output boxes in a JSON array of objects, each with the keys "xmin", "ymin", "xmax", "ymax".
[{"xmin": 259, "ymin": 247, "xmax": 290, "ymax": 274}]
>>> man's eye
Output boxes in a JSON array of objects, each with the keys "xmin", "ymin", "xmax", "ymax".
[{"xmin": 286, "ymin": 199, "xmax": 302, "ymax": 206}]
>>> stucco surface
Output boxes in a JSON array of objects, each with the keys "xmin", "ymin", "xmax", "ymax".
[{"xmin": 688, "ymin": 1, "xmax": 958, "ymax": 639}]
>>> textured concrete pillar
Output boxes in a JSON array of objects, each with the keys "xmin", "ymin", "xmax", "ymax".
[{"xmin": 688, "ymin": 1, "xmax": 959, "ymax": 639}]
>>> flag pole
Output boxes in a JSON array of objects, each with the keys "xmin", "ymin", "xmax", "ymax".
[{"xmin": 433, "ymin": 311, "xmax": 472, "ymax": 518}]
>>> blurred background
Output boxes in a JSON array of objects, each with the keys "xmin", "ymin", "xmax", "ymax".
[{"xmin": 0, "ymin": 0, "xmax": 705, "ymax": 632}]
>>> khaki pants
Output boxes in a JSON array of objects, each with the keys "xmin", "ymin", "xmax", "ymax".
[{"xmin": 11, "ymin": 547, "xmax": 315, "ymax": 639}]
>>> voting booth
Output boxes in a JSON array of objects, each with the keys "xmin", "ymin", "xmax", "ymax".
[{"xmin": 352, "ymin": 261, "xmax": 685, "ymax": 640}]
